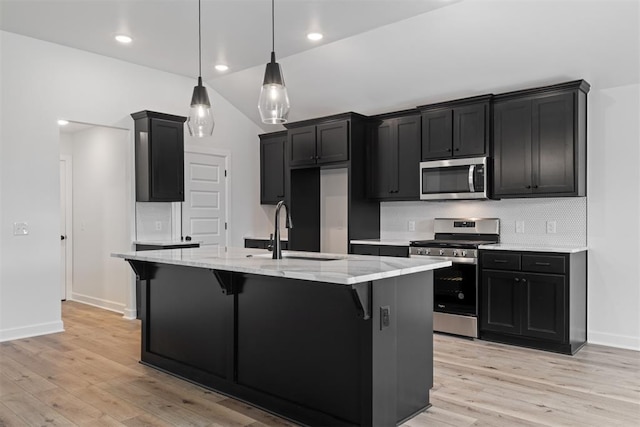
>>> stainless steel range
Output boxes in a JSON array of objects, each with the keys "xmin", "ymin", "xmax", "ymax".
[{"xmin": 410, "ymin": 218, "xmax": 499, "ymax": 338}]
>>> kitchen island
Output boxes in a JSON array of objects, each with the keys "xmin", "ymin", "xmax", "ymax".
[{"xmin": 112, "ymin": 247, "xmax": 451, "ymax": 427}]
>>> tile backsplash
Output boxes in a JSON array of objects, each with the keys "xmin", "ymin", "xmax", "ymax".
[
  {"xmin": 380, "ymin": 197, "xmax": 586, "ymax": 247},
  {"xmin": 135, "ymin": 202, "xmax": 173, "ymax": 241}
]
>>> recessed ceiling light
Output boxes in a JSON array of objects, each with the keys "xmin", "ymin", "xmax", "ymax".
[
  {"xmin": 115, "ymin": 34, "xmax": 132, "ymax": 44},
  {"xmin": 215, "ymin": 64, "xmax": 229, "ymax": 72},
  {"xmin": 58, "ymin": 119, "xmax": 69, "ymax": 126},
  {"xmin": 307, "ymin": 32, "xmax": 323, "ymax": 41}
]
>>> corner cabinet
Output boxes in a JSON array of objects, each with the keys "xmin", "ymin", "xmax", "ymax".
[
  {"xmin": 479, "ymin": 249, "xmax": 587, "ymax": 354},
  {"xmin": 131, "ymin": 110, "xmax": 187, "ymax": 202},
  {"xmin": 259, "ymin": 131, "xmax": 287, "ymax": 205},
  {"xmin": 368, "ymin": 111, "xmax": 421, "ymax": 200},
  {"xmin": 418, "ymin": 95, "xmax": 491, "ymax": 160},
  {"xmin": 493, "ymin": 80, "xmax": 589, "ymax": 198}
]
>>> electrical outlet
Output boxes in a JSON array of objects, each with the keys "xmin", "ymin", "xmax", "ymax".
[
  {"xmin": 155, "ymin": 221, "xmax": 162, "ymax": 231},
  {"xmin": 546, "ymin": 221, "xmax": 557, "ymax": 234},
  {"xmin": 13, "ymin": 222, "xmax": 28, "ymax": 236},
  {"xmin": 516, "ymin": 220, "xmax": 525, "ymax": 234},
  {"xmin": 408, "ymin": 220, "xmax": 416, "ymax": 232}
]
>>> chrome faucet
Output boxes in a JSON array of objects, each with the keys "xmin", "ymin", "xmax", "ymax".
[{"xmin": 272, "ymin": 200, "xmax": 293, "ymax": 259}]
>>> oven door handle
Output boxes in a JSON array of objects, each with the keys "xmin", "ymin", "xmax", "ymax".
[{"xmin": 468, "ymin": 165, "xmax": 475, "ymax": 193}]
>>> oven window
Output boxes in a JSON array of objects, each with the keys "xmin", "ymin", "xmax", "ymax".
[
  {"xmin": 422, "ymin": 166, "xmax": 471, "ymax": 194},
  {"xmin": 433, "ymin": 263, "xmax": 477, "ymax": 316}
]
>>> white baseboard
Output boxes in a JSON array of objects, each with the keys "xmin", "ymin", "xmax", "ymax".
[
  {"xmin": 70, "ymin": 292, "xmax": 126, "ymax": 315},
  {"xmin": 122, "ymin": 308, "xmax": 137, "ymax": 320},
  {"xmin": 588, "ymin": 330, "xmax": 640, "ymax": 351},
  {"xmin": 0, "ymin": 320, "xmax": 65, "ymax": 343}
]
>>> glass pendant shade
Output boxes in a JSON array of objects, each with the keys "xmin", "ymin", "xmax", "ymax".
[
  {"xmin": 187, "ymin": 77, "xmax": 214, "ymax": 137},
  {"xmin": 258, "ymin": 52, "xmax": 290, "ymax": 124}
]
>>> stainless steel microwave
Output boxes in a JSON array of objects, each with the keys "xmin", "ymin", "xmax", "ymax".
[{"xmin": 419, "ymin": 157, "xmax": 488, "ymax": 200}]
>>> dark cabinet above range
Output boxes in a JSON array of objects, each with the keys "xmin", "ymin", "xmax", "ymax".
[
  {"xmin": 259, "ymin": 131, "xmax": 287, "ymax": 205},
  {"xmin": 492, "ymin": 80, "xmax": 589, "ymax": 198},
  {"xmin": 368, "ymin": 111, "xmax": 421, "ymax": 201},
  {"xmin": 418, "ymin": 95, "xmax": 492, "ymax": 160},
  {"xmin": 131, "ymin": 110, "xmax": 186, "ymax": 202}
]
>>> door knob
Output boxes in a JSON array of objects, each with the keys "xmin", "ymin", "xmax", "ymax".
[
  {"xmin": 60, "ymin": 235, "xmax": 66, "ymax": 240},
  {"xmin": 185, "ymin": 236, "xmax": 192, "ymax": 241}
]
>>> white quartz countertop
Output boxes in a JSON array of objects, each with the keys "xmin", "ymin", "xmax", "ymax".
[
  {"xmin": 112, "ymin": 247, "xmax": 451, "ymax": 285},
  {"xmin": 478, "ymin": 243, "xmax": 587, "ymax": 254},
  {"xmin": 350, "ymin": 239, "xmax": 410, "ymax": 247},
  {"xmin": 133, "ymin": 240, "xmax": 201, "ymax": 247}
]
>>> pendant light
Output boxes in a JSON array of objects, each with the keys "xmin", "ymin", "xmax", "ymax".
[
  {"xmin": 187, "ymin": 0, "xmax": 214, "ymax": 137},
  {"xmin": 258, "ymin": 0, "xmax": 290, "ymax": 124}
]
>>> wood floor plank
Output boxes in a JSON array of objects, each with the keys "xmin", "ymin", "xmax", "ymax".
[
  {"xmin": 67, "ymin": 384, "xmax": 143, "ymax": 422},
  {"xmin": 1, "ymin": 391, "xmax": 75, "ymax": 426},
  {"xmin": 34, "ymin": 387, "xmax": 105, "ymax": 425},
  {"xmin": 0, "ymin": 401, "xmax": 27, "ymax": 427}
]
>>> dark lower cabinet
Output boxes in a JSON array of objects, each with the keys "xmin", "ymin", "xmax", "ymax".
[
  {"xmin": 493, "ymin": 80, "xmax": 589, "ymax": 198},
  {"xmin": 480, "ymin": 250, "xmax": 586, "ymax": 354},
  {"xmin": 350, "ymin": 244, "xmax": 409, "ymax": 258},
  {"xmin": 243, "ymin": 237, "xmax": 287, "ymax": 250}
]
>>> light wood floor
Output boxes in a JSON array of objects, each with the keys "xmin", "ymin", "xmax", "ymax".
[{"xmin": 0, "ymin": 302, "xmax": 638, "ymax": 426}]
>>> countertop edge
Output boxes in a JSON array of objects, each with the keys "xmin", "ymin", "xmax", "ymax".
[{"xmin": 478, "ymin": 244, "xmax": 588, "ymax": 254}]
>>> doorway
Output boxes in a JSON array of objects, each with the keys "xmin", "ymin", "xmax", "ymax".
[
  {"xmin": 59, "ymin": 122, "xmax": 131, "ymax": 313},
  {"xmin": 182, "ymin": 149, "xmax": 229, "ymax": 249}
]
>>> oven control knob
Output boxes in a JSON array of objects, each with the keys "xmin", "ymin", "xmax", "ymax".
[
  {"xmin": 452, "ymin": 250, "xmax": 459, "ymax": 257},
  {"xmin": 461, "ymin": 250, "xmax": 467, "ymax": 257},
  {"xmin": 424, "ymin": 248, "xmax": 430, "ymax": 255},
  {"xmin": 439, "ymin": 249, "xmax": 445, "ymax": 256}
]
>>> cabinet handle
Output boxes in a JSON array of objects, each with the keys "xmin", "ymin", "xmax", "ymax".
[
  {"xmin": 447, "ymin": 148, "xmax": 452, "ymax": 152},
  {"xmin": 454, "ymin": 148, "xmax": 460, "ymax": 152},
  {"xmin": 521, "ymin": 278, "xmax": 527, "ymax": 283},
  {"xmin": 533, "ymin": 185, "xmax": 539, "ymax": 189},
  {"xmin": 309, "ymin": 156, "xmax": 315, "ymax": 160},
  {"xmin": 535, "ymin": 262, "xmax": 551, "ymax": 266},
  {"xmin": 525, "ymin": 185, "xmax": 532, "ymax": 189},
  {"xmin": 494, "ymin": 259, "xmax": 508, "ymax": 263},
  {"xmin": 514, "ymin": 277, "xmax": 520, "ymax": 282}
]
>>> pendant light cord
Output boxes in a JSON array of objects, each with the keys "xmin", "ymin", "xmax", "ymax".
[
  {"xmin": 198, "ymin": 0, "xmax": 202, "ymax": 77},
  {"xmin": 271, "ymin": 0, "xmax": 275, "ymax": 53}
]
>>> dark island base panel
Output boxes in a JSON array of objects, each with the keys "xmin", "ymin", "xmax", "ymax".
[{"xmin": 130, "ymin": 261, "xmax": 434, "ymax": 427}]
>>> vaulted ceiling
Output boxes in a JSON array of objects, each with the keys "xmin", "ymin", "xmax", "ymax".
[{"xmin": 1, "ymin": 0, "xmax": 638, "ymax": 131}]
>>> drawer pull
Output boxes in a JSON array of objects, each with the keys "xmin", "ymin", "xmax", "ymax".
[
  {"xmin": 535, "ymin": 262, "xmax": 551, "ymax": 266},
  {"xmin": 494, "ymin": 259, "xmax": 509, "ymax": 263}
]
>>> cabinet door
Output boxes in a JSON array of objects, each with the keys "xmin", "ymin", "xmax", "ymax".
[
  {"xmin": 453, "ymin": 103, "xmax": 487, "ymax": 157},
  {"xmin": 481, "ymin": 270, "xmax": 521, "ymax": 335},
  {"xmin": 379, "ymin": 245, "xmax": 409, "ymax": 258},
  {"xmin": 395, "ymin": 115, "xmax": 421, "ymax": 199},
  {"xmin": 350, "ymin": 244, "xmax": 380, "ymax": 256},
  {"xmin": 260, "ymin": 136, "xmax": 286, "ymax": 204},
  {"xmin": 150, "ymin": 118, "xmax": 184, "ymax": 201},
  {"xmin": 288, "ymin": 126, "xmax": 316, "ymax": 166},
  {"xmin": 317, "ymin": 121, "xmax": 349, "ymax": 164},
  {"xmin": 493, "ymin": 99, "xmax": 533, "ymax": 197},
  {"xmin": 421, "ymin": 110, "xmax": 452, "ymax": 160},
  {"xmin": 370, "ymin": 119, "xmax": 395, "ymax": 198},
  {"xmin": 532, "ymin": 92, "xmax": 575, "ymax": 195},
  {"xmin": 521, "ymin": 273, "xmax": 566, "ymax": 342}
]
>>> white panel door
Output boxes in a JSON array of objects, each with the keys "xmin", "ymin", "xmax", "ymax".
[
  {"xmin": 183, "ymin": 152, "xmax": 227, "ymax": 249},
  {"xmin": 59, "ymin": 158, "xmax": 68, "ymax": 300}
]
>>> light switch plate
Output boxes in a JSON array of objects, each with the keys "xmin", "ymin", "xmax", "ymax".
[{"xmin": 13, "ymin": 222, "xmax": 28, "ymax": 235}]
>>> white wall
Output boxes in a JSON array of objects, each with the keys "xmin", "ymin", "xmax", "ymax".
[
  {"xmin": 0, "ymin": 31, "xmax": 265, "ymax": 341},
  {"xmin": 68, "ymin": 126, "xmax": 131, "ymax": 313}
]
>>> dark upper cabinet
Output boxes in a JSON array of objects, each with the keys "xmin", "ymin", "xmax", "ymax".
[
  {"xmin": 479, "ymin": 250, "xmax": 586, "ymax": 355},
  {"xmin": 260, "ymin": 131, "xmax": 287, "ymax": 205},
  {"xmin": 419, "ymin": 95, "xmax": 491, "ymax": 160},
  {"xmin": 369, "ymin": 112, "xmax": 421, "ymax": 200},
  {"xmin": 493, "ymin": 80, "xmax": 589, "ymax": 198},
  {"xmin": 131, "ymin": 110, "xmax": 186, "ymax": 202},
  {"xmin": 288, "ymin": 120, "xmax": 349, "ymax": 167}
]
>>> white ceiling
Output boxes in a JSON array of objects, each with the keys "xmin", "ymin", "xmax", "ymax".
[
  {"xmin": 0, "ymin": 0, "xmax": 460, "ymax": 80},
  {"xmin": 2, "ymin": 0, "xmax": 638, "ymax": 133}
]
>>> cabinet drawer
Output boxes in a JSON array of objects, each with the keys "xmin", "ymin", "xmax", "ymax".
[
  {"xmin": 482, "ymin": 252, "xmax": 521, "ymax": 270},
  {"xmin": 522, "ymin": 255, "xmax": 565, "ymax": 274}
]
